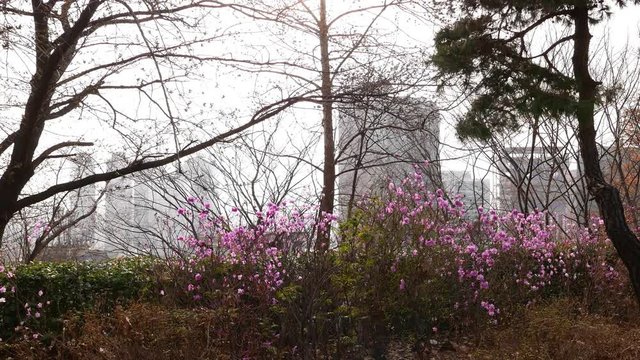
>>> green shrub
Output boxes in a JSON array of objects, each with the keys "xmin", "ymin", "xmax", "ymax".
[{"xmin": 0, "ymin": 257, "xmax": 157, "ymax": 341}]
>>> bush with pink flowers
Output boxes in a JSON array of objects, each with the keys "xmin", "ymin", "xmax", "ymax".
[
  {"xmin": 146, "ymin": 169, "xmax": 633, "ymax": 357},
  {"xmin": 329, "ymin": 170, "xmax": 631, "ymax": 347},
  {"xmin": 0, "ymin": 171, "xmax": 635, "ymax": 358}
]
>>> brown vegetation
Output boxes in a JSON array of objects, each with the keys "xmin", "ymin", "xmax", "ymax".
[{"xmin": 3, "ymin": 298, "xmax": 640, "ymax": 359}]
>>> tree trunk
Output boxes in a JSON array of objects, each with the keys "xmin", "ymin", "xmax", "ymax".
[
  {"xmin": 316, "ymin": 0, "xmax": 335, "ymax": 250},
  {"xmin": 0, "ymin": 0, "xmax": 103, "ymax": 246},
  {"xmin": 572, "ymin": 4, "xmax": 640, "ymax": 303}
]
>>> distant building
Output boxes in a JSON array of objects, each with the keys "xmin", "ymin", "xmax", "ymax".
[
  {"xmin": 104, "ymin": 153, "xmax": 136, "ymax": 222},
  {"xmin": 43, "ymin": 153, "xmax": 102, "ymax": 261},
  {"xmin": 442, "ymin": 170, "xmax": 491, "ymax": 216},
  {"xmin": 493, "ymin": 146, "xmax": 570, "ymax": 217},
  {"xmin": 491, "ymin": 143, "xmax": 633, "ymax": 227},
  {"xmin": 337, "ymin": 97, "xmax": 441, "ymax": 216},
  {"xmin": 133, "ymin": 184, "xmax": 156, "ymax": 233},
  {"xmin": 59, "ymin": 153, "xmax": 97, "ymax": 247},
  {"xmin": 95, "ymin": 153, "xmax": 138, "ymax": 254}
]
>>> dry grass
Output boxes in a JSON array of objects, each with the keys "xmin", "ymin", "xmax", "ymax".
[
  {"xmin": 4, "ymin": 299, "xmax": 640, "ymax": 359},
  {"xmin": 474, "ymin": 299, "xmax": 640, "ymax": 360},
  {"xmin": 2, "ymin": 303, "xmax": 281, "ymax": 360}
]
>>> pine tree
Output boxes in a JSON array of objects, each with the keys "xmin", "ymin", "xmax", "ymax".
[{"xmin": 432, "ymin": 0, "xmax": 640, "ymax": 303}]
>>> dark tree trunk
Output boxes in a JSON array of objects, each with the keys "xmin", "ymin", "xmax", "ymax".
[
  {"xmin": 316, "ymin": 0, "xmax": 335, "ymax": 250},
  {"xmin": 572, "ymin": 4, "xmax": 640, "ymax": 303},
  {"xmin": 0, "ymin": 0, "xmax": 104, "ymax": 245}
]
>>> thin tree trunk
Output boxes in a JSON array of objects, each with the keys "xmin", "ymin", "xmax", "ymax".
[
  {"xmin": 613, "ymin": 142, "xmax": 639, "ymax": 229},
  {"xmin": 316, "ymin": 0, "xmax": 335, "ymax": 250},
  {"xmin": 573, "ymin": 4, "xmax": 640, "ymax": 303},
  {"xmin": 346, "ymin": 110, "xmax": 370, "ymax": 219}
]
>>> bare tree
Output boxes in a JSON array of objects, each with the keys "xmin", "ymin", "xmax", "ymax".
[
  {"xmin": 97, "ymin": 121, "xmax": 319, "ymax": 257},
  {"xmin": 463, "ymin": 33, "xmax": 640, "ymax": 230},
  {"xmin": 335, "ymin": 86, "xmax": 442, "ymax": 218},
  {"xmin": 596, "ymin": 38, "xmax": 640, "ymax": 230},
  {"xmin": 214, "ymin": 0, "xmax": 435, "ymax": 247},
  {"xmin": 0, "ymin": 1, "xmax": 306, "ymax": 247}
]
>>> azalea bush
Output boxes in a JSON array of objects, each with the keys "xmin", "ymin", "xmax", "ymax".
[
  {"xmin": 154, "ymin": 200, "xmax": 338, "ymax": 357},
  {"xmin": 333, "ymin": 169, "xmax": 630, "ymax": 344},
  {"xmin": 0, "ymin": 170, "xmax": 633, "ymax": 358},
  {"xmin": 153, "ymin": 170, "xmax": 631, "ymax": 356},
  {"xmin": 169, "ymin": 200, "xmax": 332, "ymax": 304}
]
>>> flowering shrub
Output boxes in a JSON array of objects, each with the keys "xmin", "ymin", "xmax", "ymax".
[
  {"xmin": 334, "ymin": 169, "xmax": 630, "ymax": 340},
  {"xmin": 0, "ymin": 171, "xmax": 633, "ymax": 358},
  {"xmin": 161, "ymin": 200, "xmax": 342, "ymax": 357},
  {"xmin": 155, "ymin": 171, "xmax": 632, "ymax": 356},
  {"xmin": 172, "ymin": 200, "xmax": 336, "ymax": 305}
]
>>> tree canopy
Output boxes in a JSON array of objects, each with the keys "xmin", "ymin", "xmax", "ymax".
[{"xmin": 432, "ymin": 0, "xmax": 637, "ymax": 140}]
